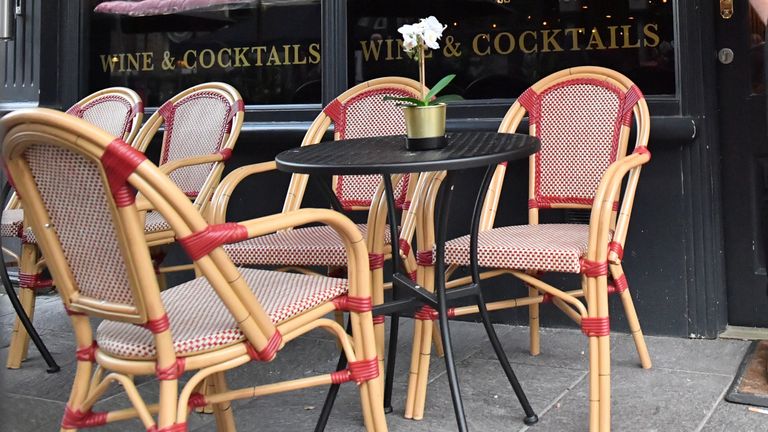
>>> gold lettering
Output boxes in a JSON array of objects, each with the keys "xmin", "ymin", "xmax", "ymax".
[
  {"xmin": 519, "ymin": 31, "xmax": 537, "ymax": 53},
  {"xmin": 251, "ymin": 46, "xmax": 267, "ymax": 66},
  {"xmin": 267, "ymin": 46, "xmax": 282, "ymax": 65},
  {"xmin": 233, "ymin": 47, "xmax": 250, "ymax": 67},
  {"xmin": 541, "ymin": 29, "xmax": 563, "ymax": 52},
  {"xmin": 472, "ymin": 34, "xmax": 490, "ymax": 56},
  {"xmin": 385, "ymin": 38, "xmax": 396, "ymax": 60},
  {"xmin": 360, "ymin": 40, "xmax": 383, "ymax": 61},
  {"xmin": 493, "ymin": 32, "xmax": 515, "ymax": 55},
  {"xmin": 217, "ymin": 48, "xmax": 232, "ymax": 68},
  {"xmin": 586, "ymin": 28, "xmax": 606, "ymax": 50},
  {"xmin": 100, "ymin": 54, "xmax": 118, "ymax": 72},
  {"xmin": 182, "ymin": 50, "xmax": 197, "ymax": 68},
  {"xmin": 141, "ymin": 52, "xmax": 154, "ymax": 71},
  {"xmin": 116, "ymin": 54, "xmax": 126, "ymax": 72},
  {"xmin": 563, "ymin": 28, "xmax": 582, "ymax": 51},
  {"xmin": 292, "ymin": 44, "xmax": 307, "ymax": 64},
  {"xmin": 607, "ymin": 26, "xmax": 620, "ymax": 49},
  {"xmin": 643, "ymin": 23, "xmax": 660, "ymax": 47},
  {"xmin": 308, "ymin": 43, "xmax": 321, "ymax": 64},
  {"xmin": 395, "ymin": 39, "xmax": 405, "ymax": 59},
  {"xmin": 126, "ymin": 53, "xmax": 140, "ymax": 71},
  {"xmin": 198, "ymin": 49, "xmax": 215, "ymax": 68},
  {"xmin": 621, "ymin": 25, "xmax": 640, "ymax": 48},
  {"xmin": 283, "ymin": 45, "xmax": 292, "ymax": 65}
]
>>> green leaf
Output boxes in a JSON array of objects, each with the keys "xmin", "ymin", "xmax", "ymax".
[
  {"xmin": 425, "ymin": 74, "xmax": 456, "ymax": 101},
  {"xmin": 430, "ymin": 94, "xmax": 464, "ymax": 105},
  {"xmin": 382, "ymin": 96, "xmax": 427, "ymax": 106}
]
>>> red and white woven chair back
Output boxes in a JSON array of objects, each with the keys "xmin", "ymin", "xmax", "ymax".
[
  {"xmin": 66, "ymin": 87, "xmax": 143, "ymax": 143},
  {"xmin": 518, "ymin": 77, "xmax": 642, "ymax": 209},
  {"xmin": 323, "ymin": 84, "xmax": 419, "ymax": 210},
  {"xmin": 156, "ymin": 84, "xmax": 243, "ymax": 199}
]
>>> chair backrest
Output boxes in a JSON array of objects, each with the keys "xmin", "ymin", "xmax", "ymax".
[
  {"xmin": 282, "ymin": 77, "xmax": 423, "ymax": 213},
  {"xmin": 481, "ymin": 66, "xmax": 650, "ymax": 231},
  {"xmin": 4, "ymin": 87, "xmax": 144, "ymax": 213},
  {"xmin": 133, "ymin": 82, "xmax": 244, "ymax": 209},
  {"xmin": 1, "ymin": 108, "xmax": 275, "ymax": 348}
]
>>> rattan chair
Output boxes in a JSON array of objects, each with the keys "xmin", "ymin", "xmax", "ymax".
[
  {"xmin": 3, "ymin": 87, "xmax": 143, "ymax": 369},
  {"xmin": 406, "ymin": 66, "xmax": 652, "ymax": 431},
  {"xmin": 210, "ymin": 77, "xmax": 442, "ymax": 381},
  {"xmin": 132, "ymin": 82, "xmax": 244, "ymax": 253},
  {"xmin": 1, "ymin": 108, "xmax": 386, "ymax": 432}
]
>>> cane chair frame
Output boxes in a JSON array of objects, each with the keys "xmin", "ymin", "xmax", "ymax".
[
  {"xmin": 2, "ymin": 108, "xmax": 387, "ymax": 432},
  {"xmin": 4, "ymin": 87, "xmax": 144, "ymax": 369},
  {"xmin": 405, "ymin": 66, "xmax": 652, "ymax": 431},
  {"xmin": 132, "ymin": 82, "xmax": 244, "ymax": 248}
]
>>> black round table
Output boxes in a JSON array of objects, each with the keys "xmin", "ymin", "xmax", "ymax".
[{"xmin": 276, "ymin": 131, "xmax": 540, "ymax": 431}]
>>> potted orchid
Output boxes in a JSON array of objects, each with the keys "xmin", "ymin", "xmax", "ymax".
[{"xmin": 386, "ymin": 16, "xmax": 461, "ymax": 150}]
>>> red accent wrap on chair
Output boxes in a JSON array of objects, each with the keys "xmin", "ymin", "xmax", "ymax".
[
  {"xmin": 245, "ymin": 331, "xmax": 282, "ymax": 362},
  {"xmin": 401, "ymin": 200, "xmax": 411, "ymax": 210},
  {"xmin": 323, "ymin": 99, "xmax": 346, "ymax": 136},
  {"xmin": 178, "ymin": 223, "xmax": 249, "ymax": 261},
  {"xmin": 621, "ymin": 85, "xmax": 643, "ymax": 126},
  {"xmin": 76, "ymin": 341, "xmax": 98, "ymax": 362},
  {"xmin": 217, "ymin": 148, "xmax": 233, "ymax": 161},
  {"xmin": 541, "ymin": 293, "xmax": 554, "ymax": 304},
  {"xmin": 613, "ymin": 274, "xmax": 628, "ymax": 293},
  {"xmin": 527, "ymin": 199, "xmax": 551, "ymax": 209},
  {"xmin": 142, "ymin": 314, "xmax": 171, "ymax": 334},
  {"xmin": 101, "ymin": 139, "xmax": 147, "ymax": 207},
  {"xmin": 156, "ymin": 358, "xmax": 186, "ymax": 380},
  {"xmin": 398, "ymin": 239, "xmax": 411, "ymax": 256},
  {"xmin": 66, "ymin": 104, "xmax": 84, "ymax": 118},
  {"xmin": 579, "ymin": 258, "xmax": 609, "ymax": 277},
  {"xmin": 133, "ymin": 101, "xmax": 144, "ymax": 118},
  {"xmin": 516, "ymin": 87, "xmax": 540, "ymax": 124},
  {"xmin": 158, "ymin": 100, "xmax": 175, "ymax": 122},
  {"xmin": 581, "ymin": 317, "xmax": 610, "ymax": 337},
  {"xmin": 415, "ymin": 305, "xmax": 456, "ymax": 320},
  {"xmin": 330, "ymin": 357, "xmax": 380, "ymax": 385},
  {"xmin": 65, "ymin": 307, "xmax": 86, "ymax": 316},
  {"xmin": 633, "ymin": 146, "xmax": 651, "ymax": 160},
  {"xmin": 18, "ymin": 272, "xmax": 53, "ymax": 290},
  {"xmin": 187, "ymin": 392, "xmax": 207, "ymax": 409},
  {"xmin": 61, "ymin": 406, "xmax": 108, "ymax": 429},
  {"xmin": 332, "ymin": 295, "xmax": 373, "ymax": 313},
  {"xmin": 499, "ymin": 161, "xmax": 508, "ymax": 167},
  {"xmin": 608, "ymin": 241, "xmax": 625, "ymax": 260},
  {"xmin": 235, "ymin": 99, "xmax": 245, "ymax": 112},
  {"xmin": 372, "ymin": 315, "xmax": 386, "ymax": 324},
  {"xmin": 416, "ymin": 250, "xmax": 434, "ymax": 266},
  {"xmin": 368, "ymin": 253, "xmax": 385, "ymax": 270},
  {"xmin": 612, "ymin": 201, "xmax": 620, "ymax": 211},
  {"xmin": 151, "ymin": 423, "xmax": 188, "ymax": 432},
  {"xmin": 409, "ymin": 271, "xmax": 417, "ymax": 281}
]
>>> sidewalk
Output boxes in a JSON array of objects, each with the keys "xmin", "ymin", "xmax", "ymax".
[{"xmin": 1, "ymin": 292, "xmax": 764, "ymax": 432}]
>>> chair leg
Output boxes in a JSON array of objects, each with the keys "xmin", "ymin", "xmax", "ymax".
[
  {"xmin": 404, "ymin": 317, "xmax": 424, "ymax": 419},
  {"xmin": 611, "ymin": 266, "xmax": 651, "ymax": 369},
  {"xmin": 598, "ymin": 334, "xmax": 611, "ymax": 432},
  {"xmin": 60, "ymin": 343, "xmax": 97, "ymax": 432},
  {"xmin": 527, "ymin": 285, "xmax": 541, "ymax": 356},
  {"xmin": 431, "ymin": 322, "xmax": 445, "ymax": 358},
  {"xmin": 588, "ymin": 336, "xmax": 600, "ymax": 432},
  {"xmin": 211, "ymin": 372, "xmax": 236, "ymax": 432},
  {"xmin": 412, "ymin": 319, "xmax": 435, "ymax": 420}
]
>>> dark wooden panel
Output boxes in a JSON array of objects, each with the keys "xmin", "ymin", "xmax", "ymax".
[{"xmin": 0, "ymin": 0, "xmax": 40, "ymax": 104}]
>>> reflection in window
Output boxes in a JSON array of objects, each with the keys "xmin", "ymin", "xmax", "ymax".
[
  {"xmin": 348, "ymin": 0, "xmax": 676, "ymax": 99},
  {"xmin": 88, "ymin": 0, "xmax": 321, "ymax": 106},
  {"xmin": 750, "ymin": 5, "xmax": 766, "ymax": 95}
]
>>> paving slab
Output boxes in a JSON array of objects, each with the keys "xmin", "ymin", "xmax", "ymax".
[{"xmin": 700, "ymin": 399, "xmax": 768, "ymax": 432}]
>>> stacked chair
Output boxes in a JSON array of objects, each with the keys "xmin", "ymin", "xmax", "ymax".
[
  {"xmin": 406, "ymin": 66, "xmax": 652, "ymax": 431},
  {"xmin": 3, "ymin": 87, "xmax": 144, "ymax": 369},
  {"xmin": 1, "ymin": 108, "xmax": 387, "ymax": 432}
]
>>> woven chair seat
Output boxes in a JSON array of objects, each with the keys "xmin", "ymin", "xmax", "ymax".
[
  {"xmin": 224, "ymin": 223, "xmax": 393, "ymax": 267},
  {"xmin": 445, "ymin": 224, "xmax": 594, "ymax": 274},
  {"xmin": 97, "ymin": 268, "xmax": 347, "ymax": 359},
  {"xmin": 1, "ymin": 209, "xmax": 23, "ymax": 238},
  {"xmin": 144, "ymin": 211, "xmax": 172, "ymax": 234}
]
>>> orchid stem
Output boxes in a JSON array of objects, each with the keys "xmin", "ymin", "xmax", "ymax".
[{"xmin": 419, "ymin": 44, "xmax": 426, "ymax": 102}]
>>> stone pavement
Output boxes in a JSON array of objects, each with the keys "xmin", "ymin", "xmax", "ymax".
[{"xmin": 1, "ymin": 292, "xmax": 766, "ymax": 432}]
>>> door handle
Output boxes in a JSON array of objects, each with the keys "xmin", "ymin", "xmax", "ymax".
[{"xmin": 720, "ymin": 0, "xmax": 733, "ymax": 19}]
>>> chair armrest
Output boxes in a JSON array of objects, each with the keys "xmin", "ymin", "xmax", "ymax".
[
  {"xmin": 209, "ymin": 161, "xmax": 278, "ymax": 224},
  {"xmin": 159, "ymin": 153, "xmax": 228, "ymax": 176}
]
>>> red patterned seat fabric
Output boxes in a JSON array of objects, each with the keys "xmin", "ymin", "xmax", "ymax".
[
  {"xmin": 444, "ymin": 224, "xmax": 595, "ymax": 274},
  {"xmin": 224, "ymin": 223, "xmax": 393, "ymax": 267},
  {"xmin": 144, "ymin": 211, "xmax": 171, "ymax": 233},
  {"xmin": 0, "ymin": 209, "xmax": 23, "ymax": 238},
  {"xmin": 96, "ymin": 268, "xmax": 348, "ymax": 359}
]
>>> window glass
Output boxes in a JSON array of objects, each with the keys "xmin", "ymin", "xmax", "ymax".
[
  {"xmin": 348, "ymin": 0, "xmax": 676, "ymax": 98},
  {"xmin": 88, "ymin": 0, "xmax": 321, "ymax": 106}
]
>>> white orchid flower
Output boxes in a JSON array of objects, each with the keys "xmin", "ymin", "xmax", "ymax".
[
  {"xmin": 402, "ymin": 35, "xmax": 418, "ymax": 52},
  {"xmin": 420, "ymin": 16, "xmax": 446, "ymax": 37},
  {"xmin": 422, "ymin": 30, "xmax": 441, "ymax": 50}
]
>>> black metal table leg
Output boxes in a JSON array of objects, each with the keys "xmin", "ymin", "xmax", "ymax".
[
  {"xmin": 0, "ymin": 182, "xmax": 60, "ymax": 373},
  {"xmin": 468, "ymin": 166, "xmax": 537, "ymax": 424},
  {"xmin": 434, "ymin": 172, "xmax": 469, "ymax": 431},
  {"xmin": 382, "ymin": 175, "xmax": 402, "ymax": 413},
  {"xmin": 314, "ymin": 318, "xmax": 353, "ymax": 432}
]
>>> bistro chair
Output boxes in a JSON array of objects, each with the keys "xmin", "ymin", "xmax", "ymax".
[
  {"xmin": 210, "ymin": 77, "xmax": 442, "ymax": 382},
  {"xmin": 407, "ymin": 66, "xmax": 652, "ymax": 430},
  {"xmin": 1, "ymin": 108, "xmax": 387, "ymax": 432},
  {"xmin": 131, "ymin": 82, "xmax": 244, "ymax": 274},
  {"xmin": 3, "ymin": 87, "xmax": 143, "ymax": 369}
]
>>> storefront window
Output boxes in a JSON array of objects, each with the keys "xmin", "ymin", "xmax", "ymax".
[
  {"xmin": 88, "ymin": 0, "xmax": 322, "ymax": 106},
  {"xmin": 348, "ymin": 0, "xmax": 676, "ymax": 99}
]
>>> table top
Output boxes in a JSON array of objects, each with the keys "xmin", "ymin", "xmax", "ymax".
[{"xmin": 275, "ymin": 131, "xmax": 540, "ymax": 175}]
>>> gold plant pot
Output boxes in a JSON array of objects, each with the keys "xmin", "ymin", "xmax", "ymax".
[{"xmin": 403, "ymin": 103, "xmax": 447, "ymax": 151}]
